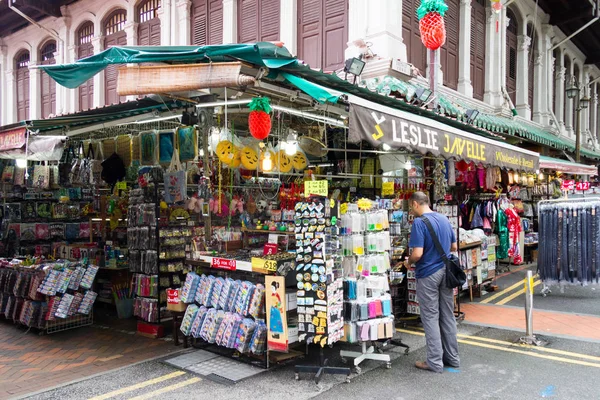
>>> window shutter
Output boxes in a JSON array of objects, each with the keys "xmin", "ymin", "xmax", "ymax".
[
  {"xmin": 104, "ymin": 32, "xmax": 127, "ymax": 105},
  {"xmin": 402, "ymin": 0, "xmax": 427, "ymax": 77},
  {"xmin": 322, "ymin": 0, "xmax": 347, "ymax": 71},
  {"xmin": 440, "ymin": 0, "xmax": 459, "ymax": 90},
  {"xmin": 259, "ymin": 0, "xmax": 280, "ymax": 41},
  {"xmin": 506, "ymin": 9, "xmax": 518, "ymax": 106},
  {"xmin": 297, "ymin": 0, "xmax": 322, "ymax": 68},
  {"xmin": 208, "ymin": 0, "xmax": 223, "ymax": 44},
  {"xmin": 78, "ymin": 23, "xmax": 95, "ymax": 111},
  {"xmin": 17, "ymin": 69, "xmax": 30, "ymax": 121},
  {"xmin": 470, "ymin": 0, "xmax": 486, "ymax": 100},
  {"xmin": 238, "ymin": 0, "xmax": 258, "ymax": 43},
  {"xmin": 191, "ymin": 0, "xmax": 208, "ymax": 45}
]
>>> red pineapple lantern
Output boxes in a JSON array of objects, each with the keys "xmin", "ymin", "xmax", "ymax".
[
  {"xmin": 417, "ymin": 0, "xmax": 448, "ymax": 51},
  {"xmin": 248, "ymin": 97, "xmax": 272, "ymax": 140}
]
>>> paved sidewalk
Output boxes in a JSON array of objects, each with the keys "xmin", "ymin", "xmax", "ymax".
[
  {"xmin": 0, "ymin": 321, "xmax": 182, "ymax": 400},
  {"xmin": 461, "ymin": 303, "xmax": 600, "ymax": 342}
]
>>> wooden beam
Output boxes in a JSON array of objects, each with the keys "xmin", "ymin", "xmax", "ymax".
[
  {"xmin": 550, "ymin": 7, "xmax": 593, "ymax": 25},
  {"xmin": 13, "ymin": 0, "xmax": 62, "ymax": 18}
]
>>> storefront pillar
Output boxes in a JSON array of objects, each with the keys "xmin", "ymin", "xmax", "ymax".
[
  {"xmin": 222, "ymin": 0, "xmax": 237, "ymax": 44},
  {"xmin": 280, "ymin": 0, "xmax": 297, "ymax": 55},
  {"xmin": 565, "ymin": 59, "xmax": 574, "ymax": 137},
  {"xmin": 176, "ymin": 0, "xmax": 192, "ymax": 45},
  {"xmin": 554, "ymin": 49, "xmax": 566, "ymax": 132},
  {"xmin": 484, "ymin": 7, "xmax": 503, "ymax": 107},
  {"xmin": 591, "ymin": 84, "xmax": 598, "ymax": 143},
  {"xmin": 0, "ymin": 45, "xmax": 7, "ymax": 125},
  {"xmin": 515, "ymin": 35, "xmax": 531, "ymax": 120},
  {"xmin": 457, "ymin": 0, "xmax": 473, "ymax": 98},
  {"xmin": 5, "ymin": 68, "xmax": 16, "ymax": 124},
  {"xmin": 346, "ymin": 0, "xmax": 406, "ymax": 62},
  {"xmin": 29, "ymin": 62, "xmax": 41, "ymax": 120},
  {"xmin": 92, "ymin": 36, "xmax": 103, "ymax": 109}
]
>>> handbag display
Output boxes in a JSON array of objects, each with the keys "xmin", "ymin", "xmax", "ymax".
[
  {"xmin": 420, "ymin": 216, "xmax": 466, "ymax": 289},
  {"xmin": 163, "ymin": 148, "xmax": 186, "ymax": 204},
  {"xmin": 32, "ymin": 162, "xmax": 50, "ymax": 189},
  {"xmin": 89, "ymin": 142, "xmax": 105, "ymax": 187}
]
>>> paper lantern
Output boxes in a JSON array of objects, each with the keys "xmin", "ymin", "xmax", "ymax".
[
  {"xmin": 248, "ymin": 97, "xmax": 272, "ymax": 140},
  {"xmin": 417, "ymin": 0, "xmax": 448, "ymax": 51}
]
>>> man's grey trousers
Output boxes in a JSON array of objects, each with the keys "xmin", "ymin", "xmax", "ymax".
[{"xmin": 416, "ymin": 267, "xmax": 460, "ymax": 373}]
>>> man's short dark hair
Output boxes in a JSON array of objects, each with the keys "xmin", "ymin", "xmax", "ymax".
[{"xmin": 410, "ymin": 191, "xmax": 430, "ymax": 206}]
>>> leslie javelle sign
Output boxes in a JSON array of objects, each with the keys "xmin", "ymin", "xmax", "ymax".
[{"xmin": 349, "ymin": 104, "xmax": 538, "ymax": 172}]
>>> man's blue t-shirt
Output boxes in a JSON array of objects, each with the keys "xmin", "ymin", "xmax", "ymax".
[{"xmin": 409, "ymin": 212, "xmax": 456, "ymax": 279}]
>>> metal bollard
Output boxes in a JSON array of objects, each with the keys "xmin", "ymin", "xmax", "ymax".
[{"xmin": 520, "ymin": 270, "xmax": 542, "ymax": 346}]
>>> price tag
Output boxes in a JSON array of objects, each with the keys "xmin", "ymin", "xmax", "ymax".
[
  {"xmin": 263, "ymin": 243, "xmax": 278, "ymax": 255},
  {"xmin": 166, "ymin": 289, "xmax": 180, "ymax": 304},
  {"xmin": 576, "ymin": 181, "xmax": 591, "ymax": 191},
  {"xmin": 211, "ymin": 257, "xmax": 237, "ymax": 271},
  {"xmin": 252, "ymin": 257, "xmax": 278, "ymax": 273},
  {"xmin": 382, "ymin": 182, "xmax": 395, "ymax": 197},
  {"xmin": 116, "ymin": 181, "xmax": 127, "ymax": 190},
  {"xmin": 444, "ymin": 194, "xmax": 453, "ymax": 201},
  {"xmin": 340, "ymin": 203, "xmax": 348, "ymax": 215},
  {"xmin": 305, "ymin": 180, "xmax": 328, "ymax": 197},
  {"xmin": 561, "ymin": 180, "xmax": 575, "ymax": 191}
]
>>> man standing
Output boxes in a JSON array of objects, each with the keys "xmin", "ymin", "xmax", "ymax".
[{"xmin": 407, "ymin": 191, "xmax": 460, "ymax": 373}]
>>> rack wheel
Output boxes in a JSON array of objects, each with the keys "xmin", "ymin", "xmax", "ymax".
[
  {"xmin": 345, "ymin": 376, "xmax": 351, "ymax": 384},
  {"xmin": 295, "ymin": 373, "xmax": 300, "ymax": 381},
  {"xmin": 354, "ymin": 366, "xmax": 362, "ymax": 375},
  {"xmin": 341, "ymin": 357, "xmax": 347, "ymax": 364},
  {"xmin": 376, "ymin": 347, "xmax": 384, "ymax": 354},
  {"xmin": 386, "ymin": 362, "xmax": 392, "ymax": 369},
  {"xmin": 404, "ymin": 348, "xmax": 410, "ymax": 355}
]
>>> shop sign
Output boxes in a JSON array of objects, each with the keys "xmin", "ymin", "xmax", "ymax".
[
  {"xmin": 305, "ymin": 180, "xmax": 328, "ymax": 197},
  {"xmin": 0, "ymin": 128, "xmax": 26, "ymax": 151},
  {"xmin": 381, "ymin": 181, "xmax": 395, "ymax": 196},
  {"xmin": 349, "ymin": 104, "xmax": 539, "ymax": 172},
  {"xmin": 166, "ymin": 289, "xmax": 180, "ymax": 304},
  {"xmin": 211, "ymin": 257, "xmax": 236, "ymax": 270}
]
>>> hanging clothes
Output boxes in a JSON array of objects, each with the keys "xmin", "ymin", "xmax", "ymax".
[
  {"xmin": 496, "ymin": 209, "xmax": 509, "ymax": 259},
  {"xmin": 505, "ymin": 207, "xmax": 523, "ymax": 265}
]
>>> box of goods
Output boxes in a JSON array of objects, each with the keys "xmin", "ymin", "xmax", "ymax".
[
  {"xmin": 166, "ymin": 288, "xmax": 187, "ymax": 312},
  {"xmin": 137, "ymin": 321, "xmax": 165, "ymax": 338}
]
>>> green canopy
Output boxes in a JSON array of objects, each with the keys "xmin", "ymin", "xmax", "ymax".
[
  {"xmin": 280, "ymin": 72, "xmax": 343, "ymax": 104},
  {"xmin": 38, "ymin": 43, "xmax": 297, "ymax": 89}
]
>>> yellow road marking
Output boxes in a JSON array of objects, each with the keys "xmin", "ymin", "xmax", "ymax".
[
  {"xmin": 480, "ymin": 280, "xmax": 525, "ymax": 304},
  {"xmin": 87, "ymin": 371, "xmax": 186, "ymax": 400},
  {"xmin": 496, "ymin": 280, "xmax": 541, "ymax": 305},
  {"xmin": 127, "ymin": 377, "xmax": 201, "ymax": 400},
  {"xmin": 402, "ymin": 327, "xmax": 600, "ymax": 362}
]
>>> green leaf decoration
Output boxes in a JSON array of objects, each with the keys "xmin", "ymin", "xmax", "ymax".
[
  {"xmin": 248, "ymin": 97, "xmax": 272, "ymax": 113},
  {"xmin": 417, "ymin": 0, "xmax": 448, "ymax": 20}
]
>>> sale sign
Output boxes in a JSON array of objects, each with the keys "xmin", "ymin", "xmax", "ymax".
[
  {"xmin": 561, "ymin": 180, "xmax": 575, "ymax": 191},
  {"xmin": 576, "ymin": 181, "xmax": 591, "ymax": 191},
  {"xmin": 166, "ymin": 289, "xmax": 180, "ymax": 304},
  {"xmin": 211, "ymin": 257, "xmax": 236, "ymax": 270}
]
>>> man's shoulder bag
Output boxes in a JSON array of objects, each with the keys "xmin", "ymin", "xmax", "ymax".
[{"xmin": 420, "ymin": 216, "xmax": 467, "ymax": 289}]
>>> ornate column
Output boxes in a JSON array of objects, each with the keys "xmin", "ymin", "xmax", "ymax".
[
  {"xmin": 532, "ymin": 51, "xmax": 544, "ymax": 123},
  {"xmin": 67, "ymin": 45, "xmax": 78, "ymax": 113},
  {"xmin": 176, "ymin": 0, "xmax": 191, "ymax": 45},
  {"xmin": 555, "ymin": 65, "xmax": 566, "ymax": 130},
  {"xmin": 564, "ymin": 60, "xmax": 574, "ymax": 136},
  {"xmin": 92, "ymin": 36, "xmax": 103, "ymax": 108},
  {"xmin": 158, "ymin": 0, "xmax": 172, "ymax": 45},
  {"xmin": 590, "ymin": 83, "xmax": 598, "ymax": 143},
  {"xmin": 223, "ymin": 0, "xmax": 237, "ymax": 44},
  {"xmin": 515, "ymin": 35, "xmax": 531, "ymax": 119},
  {"xmin": 582, "ymin": 71, "xmax": 591, "ymax": 140},
  {"xmin": 485, "ymin": 7, "xmax": 504, "ymax": 107},
  {"xmin": 29, "ymin": 60, "xmax": 41, "ymax": 120},
  {"xmin": 457, "ymin": 0, "xmax": 473, "ymax": 97},
  {"xmin": 280, "ymin": 0, "xmax": 297, "ymax": 55},
  {"xmin": 0, "ymin": 45, "xmax": 7, "ymax": 125},
  {"xmin": 5, "ymin": 68, "xmax": 16, "ymax": 124}
]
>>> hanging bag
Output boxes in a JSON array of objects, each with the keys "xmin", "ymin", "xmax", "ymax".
[
  {"xmin": 69, "ymin": 142, "xmax": 84, "ymax": 185},
  {"xmin": 59, "ymin": 144, "xmax": 76, "ymax": 187},
  {"xmin": 420, "ymin": 216, "xmax": 466, "ymax": 289},
  {"xmin": 89, "ymin": 143, "xmax": 105, "ymax": 187},
  {"xmin": 32, "ymin": 161, "xmax": 50, "ymax": 189},
  {"xmin": 163, "ymin": 148, "xmax": 187, "ymax": 204}
]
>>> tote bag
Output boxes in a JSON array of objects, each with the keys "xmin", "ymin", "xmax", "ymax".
[
  {"xmin": 89, "ymin": 143, "xmax": 105, "ymax": 186},
  {"xmin": 163, "ymin": 148, "xmax": 186, "ymax": 204}
]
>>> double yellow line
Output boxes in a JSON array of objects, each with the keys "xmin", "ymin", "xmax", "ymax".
[
  {"xmin": 397, "ymin": 327, "xmax": 600, "ymax": 368},
  {"xmin": 87, "ymin": 371, "xmax": 201, "ymax": 400},
  {"xmin": 480, "ymin": 278, "xmax": 541, "ymax": 305}
]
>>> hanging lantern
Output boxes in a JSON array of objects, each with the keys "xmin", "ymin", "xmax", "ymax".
[
  {"xmin": 248, "ymin": 97, "xmax": 272, "ymax": 140},
  {"xmin": 491, "ymin": 0, "xmax": 502, "ymax": 13},
  {"xmin": 417, "ymin": 0, "xmax": 448, "ymax": 51}
]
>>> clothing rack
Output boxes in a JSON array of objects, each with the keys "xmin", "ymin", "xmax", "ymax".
[{"xmin": 538, "ymin": 197, "xmax": 600, "ymax": 296}]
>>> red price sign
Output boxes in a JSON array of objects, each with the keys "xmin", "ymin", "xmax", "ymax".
[
  {"xmin": 263, "ymin": 243, "xmax": 278, "ymax": 256},
  {"xmin": 166, "ymin": 289, "xmax": 180, "ymax": 304},
  {"xmin": 211, "ymin": 257, "xmax": 237, "ymax": 271},
  {"xmin": 444, "ymin": 194, "xmax": 453, "ymax": 201},
  {"xmin": 561, "ymin": 180, "xmax": 575, "ymax": 191},
  {"xmin": 576, "ymin": 181, "xmax": 591, "ymax": 191}
]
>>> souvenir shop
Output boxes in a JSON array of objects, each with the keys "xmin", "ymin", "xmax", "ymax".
[{"xmin": 3, "ymin": 41, "xmax": 595, "ymax": 377}]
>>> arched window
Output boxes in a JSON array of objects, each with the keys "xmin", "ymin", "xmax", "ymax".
[
  {"xmin": 40, "ymin": 41, "xmax": 57, "ymax": 118},
  {"xmin": 103, "ymin": 9, "xmax": 127, "ymax": 105},
  {"xmin": 470, "ymin": 0, "xmax": 486, "ymax": 100},
  {"xmin": 15, "ymin": 51, "xmax": 30, "ymax": 121},
  {"xmin": 402, "ymin": 0, "xmax": 427, "ymax": 77},
  {"xmin": 506, "ymin": 8, "xmax": 518, "ymax": 106},
  {"xmin": 138, "ymin": 0, "xmax": 161, "ymax": 45},
  {"xmin": 78, "ymin": 21, "xmax": 95, "ymax": 110},
  {"xmin": 190, "ymin": 0, "xmax": 223, "ymax": 46},
  {"xmin": 440, "ymin": 0, "xmax": 459, "ymax": 90}
]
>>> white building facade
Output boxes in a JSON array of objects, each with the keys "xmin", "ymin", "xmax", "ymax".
[{"xmin": 0, "ymin": 0, "xmax": 599, "ymax": 152}]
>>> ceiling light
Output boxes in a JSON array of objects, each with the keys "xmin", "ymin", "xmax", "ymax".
[
  {"xmin": 15, "ymin": 159, "xmax": 27, "ymax": 168},
  {"xmin": 262, "ymin": 152, "xmax": 273, "ymax": 171},
  {"xmin": 285, "ymin": 131, "xmax": 298, "ymax": 156},
  {"xmin": 134, "ymin": 114, "xmax": 182, "ymax": 124},
  {"xmin": 382, "ymin": 143, "xmax": 392, "ymax": 151}
]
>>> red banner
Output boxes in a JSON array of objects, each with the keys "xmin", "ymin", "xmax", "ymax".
[
  {"xmin": 561, "ymin": 180, "xmax": 575, "ymax": 191},
  {"xmin": 211, "ymin": 257, "xmax": 237, "ymax": 271},
  {"xmin": 576, "ymin": 181, "xmax": 591, "ymax": 191},
  {"xmin": 166, "ymin": 289, "xmax": 180, "ymax": 304},
  {"xmin": 0, "ymin": 128, "xmax": 26, "ymax": 151}
]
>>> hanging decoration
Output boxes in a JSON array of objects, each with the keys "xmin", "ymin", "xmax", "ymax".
[
  {"xmin": 248, "ymin": 97, "xmax": 272, "ymax": 140},
  {"xmin": 417, "ymin": 0, "xmax": 448, "ymax": 51},
  {"xmin": 491, "ymin": 0, "xmax": 502, "ymax": 13}
]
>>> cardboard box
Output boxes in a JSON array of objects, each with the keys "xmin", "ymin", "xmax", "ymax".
[
  {"xmin": 166, "ymin": 288, "xmax": 188, "ymax": 312},
  {"xmin": 137, "ymin": 321, "xmax": 165, "ymax": 338},
  {"xmin": 288, "ymin": 325, "xmax": 299, "ymax": 343}
]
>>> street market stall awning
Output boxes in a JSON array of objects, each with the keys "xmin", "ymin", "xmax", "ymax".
[
  {"xmin": 0, "ymin": 127, "xmax": 65, "ymax": 160},
  {"xmin": 539, "ymin": 156, "xmax": 598, "ymax": 176},
  {"xmin": 348, "ymin": 95, "xmax": 540, "ymax": 173},
  {"xmin": 37, "ymin": 43, "xmax": 297, "ymax": 89}
]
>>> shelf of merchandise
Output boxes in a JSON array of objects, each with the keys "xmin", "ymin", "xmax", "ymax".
[{"xmin": 241, "ymin": 228, "xmax": 295, "ymax": 235}]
